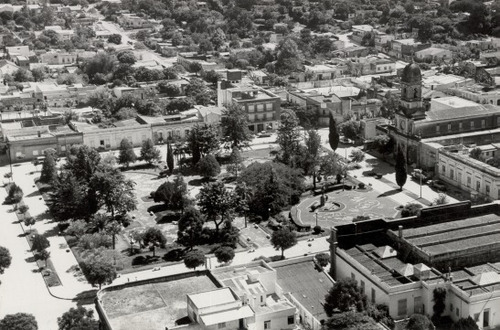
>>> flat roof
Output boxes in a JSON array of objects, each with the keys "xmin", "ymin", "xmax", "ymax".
[
  {"xmin": 394, "ymin": 214, "xmax": 500, "ymax": 257},
  {"xmin": 189, "ymin": 287, "xmax": 235, "ymax": 309},
  {"xmin": 99, "ymin": 273, "xmax": 219, "ymax": 330},
  {"xmin": 273, "ymin": 258, "xmax": 334, "ymax": 322},
  {"xmin": 451, "ymin": 262, "xmax": 500, "ymax": 297}
]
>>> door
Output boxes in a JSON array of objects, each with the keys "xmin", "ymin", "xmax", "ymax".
[{"xmin": 483, "ymin": 309, "xmax": 490, "ymax": 328}]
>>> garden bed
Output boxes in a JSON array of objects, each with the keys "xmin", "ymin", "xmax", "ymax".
[{"xmin": 22, "ymin": 228, "xmax": 62, "ymax": 287}]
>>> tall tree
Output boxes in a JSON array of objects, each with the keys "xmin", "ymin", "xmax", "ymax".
[
  {"xmin": 227, "ymin": 147, "xmax": 244, "ymax": 178},
  {"xmin": 324, "ymin": 278, "xmax": 368, "ymax": 315},
  {"xmin": 39, "ymin": 152, "xmax": 57, "ymax": 184},
  {"xmin": 275, "ymin": 38, "xmax": 301, "ymax": 75},
  {"xmin": 0, "ymin": 313, "xmax": 38, "ymax": 330},
  {"xmin": 166, "ymin": 142, "xmax": 174, "ymax": 174},
  {"xmin": 184, "ymin": 250, "xmax": 205, "ymax": 270},
  {"xmin": 197, "ymin": 181, "xmax": 238, "ymax": 234},
  {"xmin": 395, "ymin": 146, "xmax": 407, "ymax": 191},
  {"xmin": 48, "ymin": 172, "xmax": 89, "ymax": 222},
  {"xmin": 187, "ymin": 124, "xmax": 220, "ymax": 164},
  {"xmin": 140, "ymin": 138, "xmax": 161, "ymax": 165},
  {"xmin": 177, "ymin": 207, "xmax": 204, "ymax": 250},
  {"xmin": 271, "ymin": 228, "xmax": 297, "ymax": 258},
  {"xmin": 118, "ymin": 138, "xmax": 137, "ymax": 168},
  {"xmin": 220, "ymin": 103, "xmax": 252, "ymax": 149},
  {"xmin": 81, "ymin": 259, "xmax": 117, "ymax": 289},
  {"xmin": 328, "ymin": 112, "xmax": 339, "ymax": 152},
  {"xmin": 142, "ymin": 227, "xmax": 167, "ymax": 257},
  {"xmin": 406, "ymin": 314, "xmax": 434, "ymax": 330},
  {"xmin": 57, "ymin": 306, "xmax": 99, "ymax": 330},
  {"xmin": 0, "ymin": 246, "xmax": 12, "ymax": 274},
  {"xmin": 277, "ymin": 109, "xmax": 301, "ymax": 166},
  {"xmin": 305, "ymin": 129, "xmax": 321, "ymax": 188}
]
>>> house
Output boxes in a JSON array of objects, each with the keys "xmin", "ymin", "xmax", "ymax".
[
  {"xmin": 217, "ymin": 81, "xmax": 281, "ymax": 133},
  {"xmin": 6, "ymin": 45, "xmax": 30, "ymax": 59},
  {"xmin": 391, "ymin": 39, "xmax": 430, "ymax": 60},
  {"xmin": 329, "ymin": 201, "xmax": 500, "ymax": 329},
  {"xmin": 0, "ymin": 60, "xmax": 19, "ymax": 79},
  {"xmin": 350, "ymin": 25, "xmax": 374, "ymax": 44},
  {"xmin": 42, "ymin": 26, "xmax": 74, "ymax": 41},
  {"xmin": 414, "ymin": 47, "xmax": 453, "ymax": 62},
  {"xmin": 40, "ymin": 51, "xmax": 78, "ymax": 65},
  {"xmin": 117, "ymin": 13, "xmax": 152, "ymax": 29}
]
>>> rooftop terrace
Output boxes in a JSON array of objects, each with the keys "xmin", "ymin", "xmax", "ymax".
[{"xmin": 98, "ymin": 273, "xmax": 219, "ymax": 330}]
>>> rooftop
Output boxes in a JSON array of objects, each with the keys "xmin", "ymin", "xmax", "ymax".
[
  {"xmin": 189, "ymin": 287, "xmax": 236, "ymax": 309},
  {"xmin": 98, "ymin": 273, "xmax": 219, "ymax": 330},
  {"xmin": 423, "ymin": 96, "xmax": 500, "ymax": 121},
  {"xmin": 273, "ymin": 258, "xmax": 334, "ymax": 322},
  {"xmin": 393, "ymin": 213, "xmax": 500, "ymax": 257},
  {"xmin": 451, "ymin": 262, "xmax": 500, "ymax": 297}
]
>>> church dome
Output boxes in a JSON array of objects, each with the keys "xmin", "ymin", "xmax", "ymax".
[{"xmin": 401, "ymin": 63, "xmax": 421, "ymax": 84}]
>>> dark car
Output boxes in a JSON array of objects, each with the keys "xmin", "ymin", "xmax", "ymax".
[
  {"xmin": 411, "ymin": 171, "xmax": 429, "ymax": 183},
  {"xmin": 430, "ymin": 180, "xmax": 447, "ymax": 191}
]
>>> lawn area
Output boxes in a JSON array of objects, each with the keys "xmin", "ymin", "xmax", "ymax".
[{"xmin": 100, "ymin": 273, "xmax": 219, "ymax": 330}]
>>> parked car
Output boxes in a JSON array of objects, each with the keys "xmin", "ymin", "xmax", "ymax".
[
  {"xmin": 429, "ymin": 180, "xmax": 447, "ymax": 191},
  {"xmin": 340, "ymin": 136, "xmax": 354, "ymax": 144},
  {"xmin": 411, "ymin": 171, "xmax": 429, "ymax": 183}
]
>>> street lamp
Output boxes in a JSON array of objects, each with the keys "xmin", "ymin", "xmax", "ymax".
[{"xmin": 415, "ymin": 169, "xmax": 423, "ymax": 199}]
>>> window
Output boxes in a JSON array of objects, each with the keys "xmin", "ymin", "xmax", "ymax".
[
  {"xmin": 266, "ymin": 103, "xmax": 273, "ymax": 111},
  {"xmin": 288, "ymin": 316, "xmax": 294, "ymax": 325},
  {"xmin": 471, "ymin": 121, "xmax": 475, "ymax": 129},
  {"xmin": 436, "ymin": 125, "xmax": 440, "ymax": 133},
  {"xmin": 456, "ymin": 307, "xmax": 459, "ymax": 317},
  {"xmin": 481, "ymin": 119, "xmax": 485, "ymax": 128},
  {"xmin": 264, "ymin": 321, "xmax": 271, "ymax": 330},
  {"xmin": 100, "ymin": 140, "xmax": 105, "ymax": 146},
  {"xmin": 476, "ymin": 181, "xmax": 481, "ymax": 191},
  {"xmin": 486, "ymin": 185, "xmax": 490, "ymax": 194},
  {"xmin": 397, "ymin": 299, "xmax": 407, "ymax": 316},
  {"xmin": 33, "ymin": 150, "xmax": 39, "ymax": 156},
  {"xmin": 450, "ymin": 169, "xmax": 454, "ymax": 179},
  {"xmin": 448, "ymin": 123, "xmax": 451, "ymax": 131},
  {"xmin": 257, "ymin": 104, "xmax": 264, "ymax": 112},
  {"xmin": 459, "ymin": 122, "xmax": 463, "ymax": 130},
  {"xmin": 248, "ymin": 105, "xmax": 255, "ymax": 113},
  {"xmin": 467, "ymin": 177, "xmax": 471, "ymax": 187},
  {"xmin": 218, "ymin": 323, "xmax": 226, "ymax": 329},
  {"xmin": 260, "ymin": 296, "xmax": 263, "ymax": 303},
  {"xmin": 441, "ymin": 165, "xmax": 445, "ymax": 174},
  {"xmin": 360, "ymin": 280, "xmax": 365, "ymax": 294},
  {"xmin": 474, "ymin": 313, "xmax": 479, "ymax": 322},
  {"xmin": 371, "ymin": 288, "xmax": 376, "ymax": 303},
  {"xmin": 450, "ymin": 303, "xmax": 453, "ymax": 312}
]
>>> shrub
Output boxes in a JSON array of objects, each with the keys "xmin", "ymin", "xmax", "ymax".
[
  {"xmin": 401, "ymin": 203, "xmax": 423, "ymax": 217},
  {"xmin": 358, "ymin": 182, "xmax": 365, "ymax": 189},
  {"xmin": 315, "ymin": 252, "xmax": 329, "ymax": 267},
  {"xmin": 313, "ymin": 225, "xmax": 322, "ymax": 234},
  {"xmin": 6, "ymin": 183, "xmax": 23, "ymax": 204}
]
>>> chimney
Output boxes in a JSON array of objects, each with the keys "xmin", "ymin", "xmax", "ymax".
[
  {"xmin": 329, "ymin": 228, "xmax": 338, "ymax": 280},
  {"xmin": 398, "ymin": 225, "xmax": 403, "ymax": 239}
]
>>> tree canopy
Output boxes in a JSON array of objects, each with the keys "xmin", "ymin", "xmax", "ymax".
[
  {"xmin": 0, "ymin": 246, "xmax": 12, "ymax": 274},
  {"xmin": 57, "ymin": 306, "xmax": 99, "ymax": 330},
  {"xmin": 324, "ymin": 278, "xmax": 368, "ymax": 315},
  {"xmin": 220, "ymin": 103, "xmax": 252, "ymax": 150},
  {"xmin": 0, "ymin": 313, "xmax": 38, "ymax": 330},
  {"xmin": 271, "ymin": 228, "xmax": 297, "ymax": 258}
]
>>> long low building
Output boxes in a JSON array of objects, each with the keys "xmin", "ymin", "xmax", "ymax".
[{"xmin": 329, "ymin": 201, "xmax": 500, "ymax": 329}]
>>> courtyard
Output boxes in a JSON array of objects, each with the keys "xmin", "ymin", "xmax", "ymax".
[{"xmin": 296, "ymin": 187, "xmax": 400, "ymax": 228}]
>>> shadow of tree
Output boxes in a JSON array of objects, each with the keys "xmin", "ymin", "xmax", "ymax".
[
  {"xmin": 43, "ymin": 225, "xmax": 61, "ymax": 238},
  {"xmin": 25, "ymin": 256, "xmax": 36, "ymax": 263},
  {"xmin": 26, "ymin": 190, "xmax": 41, "ymax": 198},
  {"xmin": 163, "ymin": 248, "xmax": 186, "ymax": 262},
  {"xmin": 147, "ymin": 203, "xmax": 168, "ymax": 213},
  {"xmin": 74, "ymin": 289, "xmax": 99, "ymax": 306},
  {"xmin": 377, "ymin": 189, "xmax": 400, "ymax": 198}
]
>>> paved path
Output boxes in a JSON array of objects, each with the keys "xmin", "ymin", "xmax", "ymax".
[{"xmin": 0, "ymin": 179, "xmax": 77, "ymax": 329}]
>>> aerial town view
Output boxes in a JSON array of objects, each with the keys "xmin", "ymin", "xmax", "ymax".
[{"xmin": 0, "ymin": 0, "xmax": 500, "ymax": 329}]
